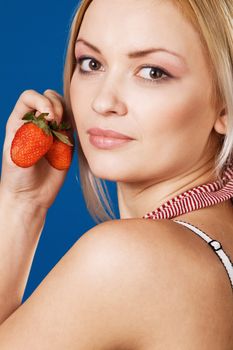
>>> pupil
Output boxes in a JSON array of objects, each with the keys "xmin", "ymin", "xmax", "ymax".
[
  {"xmin": 90, "ymin": 60, "xmax": 98, "ymax": 70},
  {"xmin": 151, "ymin": 69, "xmax": 162, "ymax": 79}
]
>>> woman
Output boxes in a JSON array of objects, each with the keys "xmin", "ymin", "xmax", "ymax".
[{"xmin": 0, "ymin": 0, "xmax": 232, "ymax": 348}]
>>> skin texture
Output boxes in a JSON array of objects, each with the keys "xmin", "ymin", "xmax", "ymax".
[
  {"xmin": 70, "ymin": 0, "xmax": 227, "ymax": 219},
  {"xmin": 0, "ymin": 1, "xmax": 232, "ymax": 348}
]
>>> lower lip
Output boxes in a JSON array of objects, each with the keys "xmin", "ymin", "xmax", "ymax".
[{"xmin": 89, "ymin": 134, "xmax": 133, "ymax": 149}]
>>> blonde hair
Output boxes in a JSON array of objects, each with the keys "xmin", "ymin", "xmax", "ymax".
[{"xmin": 63, "ymin": 0, "xmax": 233, "ymax": 223}]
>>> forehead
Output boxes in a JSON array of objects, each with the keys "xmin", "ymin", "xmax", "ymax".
[{"xmin": 77, "ymin": 0, "xmax": 201, "ymax": 60}]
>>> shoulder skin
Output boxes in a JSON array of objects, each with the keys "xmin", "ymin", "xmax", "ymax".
[{"xmin": 0, "ymin": 218, "xmax": 232, "ymax": 349}]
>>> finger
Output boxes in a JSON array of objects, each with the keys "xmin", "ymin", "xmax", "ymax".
[
  {"xmin": 43, "ymin": 90, "xmax": 76, "ymax": 134},
  {"xmin": 7, "ymin": 90, "xmax": 56, "ymax": 131},
  {"xmin": 43, "ymin": 89, "xmax": 74, "ymax": 128},
  {"xmin": 43, "ymin": 89, "xmax": 64, "ymax": 126}
]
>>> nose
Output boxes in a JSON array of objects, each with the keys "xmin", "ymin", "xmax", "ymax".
[{"xmin": 91, "ymin": 73, "xmax": 127, "ymax": 117}]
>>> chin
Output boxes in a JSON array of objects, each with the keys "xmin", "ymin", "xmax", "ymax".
[
  {"xmin": 88, "ymin": 161, "xmax": 123, "ymax": 181},
  {"xmin": 87, "ymin": 159, "xmax": 144, "ymax": 183},
  {"xmin": 79, "ymin": 138, "xmax": 142, "ymax": 181}
]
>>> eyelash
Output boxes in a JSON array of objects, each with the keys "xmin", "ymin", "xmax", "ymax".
[{"xmin": 75, "ymin": 55, "xmax": 172, "ymax": 85}]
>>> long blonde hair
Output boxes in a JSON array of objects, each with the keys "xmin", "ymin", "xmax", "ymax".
[{"xmin": 63, "ymin": 0, "xmax": 233, "ymax": 223}]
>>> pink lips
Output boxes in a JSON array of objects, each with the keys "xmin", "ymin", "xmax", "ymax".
[
  {"xmin": 87, "ymin": 128, "xmax": 133, "ymax": 140},
  {"xmin": 87, "ymin": 128, "xmax": 134, "ymax": 149}
]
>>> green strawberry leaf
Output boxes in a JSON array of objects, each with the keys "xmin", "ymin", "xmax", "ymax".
[
  {"xmin": 51, "ymin": 130, "xmax": 74, "ymax": 146},
  {"xmin": 57, "ymin": 121, "xmax": 71, "ymax": 131},
  {"xmin": 49, "ymin": 121, "xmax": 59, "ymax": 130},
  {"xmin": 37, "ymin": 113, "xmax": 50, "ymax": 121},
  {"xmin": 32, "ymin": 120, "xmax": 52, "ymax": 136},
  {"xmin": 22, "ymin": 112, "xmax": 36, "ymax": 121}
]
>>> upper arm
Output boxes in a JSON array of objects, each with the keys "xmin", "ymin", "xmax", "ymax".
[
  {"xmin": 0, "ymin": 219, "xmax": 159, "ymax": 350},
  {"xmin": 0, "ymin": 218, "xmax": 232, "ymax": 350},
  {"xmin": 0, "ymin": 220, "xmax": 120, "ymax": 349}
]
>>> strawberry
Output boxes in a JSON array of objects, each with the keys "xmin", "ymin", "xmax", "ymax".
[
  {"xmin": 44, "ymin": 121, "xmax": 74, "ymax": 170},
  {"xmin": 10, "ymin": 112, "xmax": 54, "ymax": 168}
]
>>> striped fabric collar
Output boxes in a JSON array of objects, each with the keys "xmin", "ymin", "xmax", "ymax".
[{"xmin": 142, "ymin": 162, "xmax": 233, "ymax": 220}]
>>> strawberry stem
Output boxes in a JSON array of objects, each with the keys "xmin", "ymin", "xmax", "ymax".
[
  {"xmin": 22, "ymin": 112, "xmax": 36, "ymax": 121},
  {"xmin": 37, "ymin": 113, "xmax": 50, "ymax": 120},
  {"xmin": 51, "ymin": 130, "xmax": 74, "ymax": 146}
]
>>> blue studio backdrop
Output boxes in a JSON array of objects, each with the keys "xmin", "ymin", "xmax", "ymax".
[{"xmin": 0, "ymin": 1, "xmax": 119, "ymax": 301}]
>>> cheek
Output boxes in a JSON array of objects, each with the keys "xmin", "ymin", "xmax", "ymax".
[
  {"xmin": 131, "ymin": 81, "xmax": 215, "ymax": 175},
  {"xmin": 133, "ymin": 79, "xmax": 213, "ymax": 143}
]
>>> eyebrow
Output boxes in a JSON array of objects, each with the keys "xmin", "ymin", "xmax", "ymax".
[{"xmin": 76, "ymin": 38, "xmax": 186, "ymax": 63}]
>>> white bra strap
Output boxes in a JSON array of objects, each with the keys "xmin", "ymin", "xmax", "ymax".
[{"xmin": 173, "ymin": 220, "xmax": 233, "ymax": 289}]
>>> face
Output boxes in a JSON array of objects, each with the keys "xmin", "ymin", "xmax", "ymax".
[{"xmin": 70, "ymin": 0, "xmax": 221, "ymax": 183}]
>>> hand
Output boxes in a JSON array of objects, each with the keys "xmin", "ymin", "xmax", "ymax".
[{"xmin": 0, "ymin": 89, "xmax": 75, "ymax": 210}]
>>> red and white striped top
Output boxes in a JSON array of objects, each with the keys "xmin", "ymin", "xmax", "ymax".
[{"xmin": 143, "ymin": 162, "xmax": 233, "ymax": 220}]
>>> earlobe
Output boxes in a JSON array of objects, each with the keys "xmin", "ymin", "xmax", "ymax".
[{"xmin": 213, "ymin": 108, "xmax": 227, "ymax": 135}]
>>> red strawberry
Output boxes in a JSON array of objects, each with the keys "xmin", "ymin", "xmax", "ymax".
[
  {"xmin": 10, "ymin": 112, "xmax": 53, "ymax": 168},
  {"xmin": 44, "ymin": 123, "xmax": 74, "ymax": 170}
]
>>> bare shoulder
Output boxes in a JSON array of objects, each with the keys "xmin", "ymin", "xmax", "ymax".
[
  {"xmin": 0, "ymin": 218, "xmax": 232, "ymax": 349},
  {"xmin": 87, "ymin": 218, "xmax": 233, "ymax": 348},
  {"xmin": 90, "ymin": 217, "xmax": 233, "ymax": 302}
]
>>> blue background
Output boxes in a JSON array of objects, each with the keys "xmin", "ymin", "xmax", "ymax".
[{"xmin": 0, "ymin": 1, "xmax": 118, "ymax": 301}]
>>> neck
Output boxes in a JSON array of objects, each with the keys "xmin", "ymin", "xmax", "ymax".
[{"xmin": 117, "ymin": 158, "xmax": 218, "ymax": 219}]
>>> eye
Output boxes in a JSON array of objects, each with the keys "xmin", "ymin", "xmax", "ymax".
[
  {"xmin": 76, "ymin": 56, "xmax": 102, "ymax": 74},
  {"xmin": 75, "ymin": 55, "xmax": 172, "ymax": 84},
  {"xmin": 137, "ymin": 66, "xmax": 171, "ymax": 84}
]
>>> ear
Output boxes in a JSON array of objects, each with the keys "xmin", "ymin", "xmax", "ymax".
[{"xmin": 213, "ymin": 107, "xmax": 227, "ymax": 135}]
